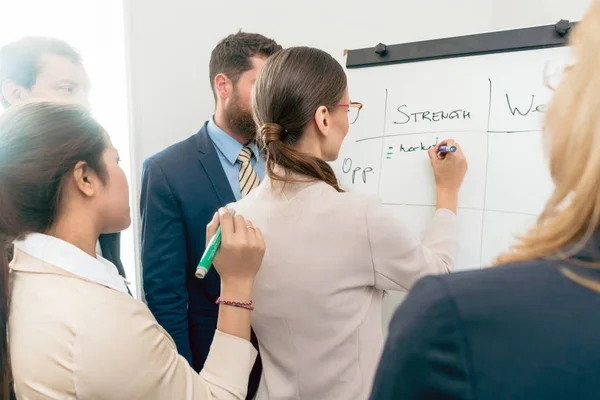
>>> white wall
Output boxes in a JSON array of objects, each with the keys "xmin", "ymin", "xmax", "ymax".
[
  {"xmin": 125, "ymin": 0, "xmax": 497, "ymax": 174},
  {"xmin": 124, "ymin": 0, "xmax": 592, "ymax": 182},
  {"xmin": 491, "ymin": 0, "xmax": 590, "ymax": 30},
  {"xmin": 123, "ymin": 0, "xmax": 592, "ymax": 298}
]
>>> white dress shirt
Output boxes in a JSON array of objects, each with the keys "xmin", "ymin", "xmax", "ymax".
[{"xmin": 14, "ymin": 233, "xmax": 128, "ymax": 293}]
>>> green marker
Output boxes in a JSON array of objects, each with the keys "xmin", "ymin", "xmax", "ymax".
[{"xmin": 195, "ymin": 209, "xmax": 236, "ymax": 279}]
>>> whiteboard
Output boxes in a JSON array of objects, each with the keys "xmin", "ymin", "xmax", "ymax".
[{"xmin": 334, "ymin": 47, "xmax": 569, "ymax": 323}]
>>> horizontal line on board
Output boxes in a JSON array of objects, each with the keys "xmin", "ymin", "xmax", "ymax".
[
  {"xmin": 355, "ymin": 129, "xmax": 542, "ymax": 143},
  {"xmin": 488, "ymin": 129, "xmax": 541, "ymax": 134},
  {"xmin": 382, "ymin": 203, "xmax": 538, "ymax": 217},
  {"xmin": 355, "ymin": 130, "xmax": 480, "ymax": 142}
]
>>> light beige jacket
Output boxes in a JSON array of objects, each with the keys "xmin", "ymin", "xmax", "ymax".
[
  {"xmin": 9, "ymin": 249, "xmax": 257, "ymax": 400},
  {"xmin": 231, "ymin": 177, "xmax": 458, "ymax": 400}
]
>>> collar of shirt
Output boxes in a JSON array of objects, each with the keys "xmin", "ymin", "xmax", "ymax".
[
  {"xmin": 207, "ymin": 117, "xmax": 261, "ymax": 165},
  {"xmin": 13, "ymin": 233, "xmax": 129, "ymax": 294}
]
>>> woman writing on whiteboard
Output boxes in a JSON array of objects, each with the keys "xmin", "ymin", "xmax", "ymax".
[
  {"xmin": 230, "ymin": 47, "xmax": 467, "ymax": 399},
  {"xmin": 1, "ymin": 101, "xmax": 265, "ymax": 399},
  {"xmin": 370, "ymin": 2, "xmax": 600, "ymax": 399}
]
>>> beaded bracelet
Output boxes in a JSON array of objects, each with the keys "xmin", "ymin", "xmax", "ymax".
[{"xmin": 215, "ymin": 297, "xmax": 254, "ymax": 311}]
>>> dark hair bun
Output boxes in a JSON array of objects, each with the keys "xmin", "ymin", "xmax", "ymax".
[{"xmin": 260, "ymin": 123, "xmax": 286, "ymax": 144}]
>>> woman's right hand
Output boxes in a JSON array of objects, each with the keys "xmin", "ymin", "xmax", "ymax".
[
  {"xmin": 428, "ymin": 139, "xmax": 468, "ymax": 193},
  {"xmin": 208, "ymin": 208, "xmax": 265, "ymax": 341},
  {"xmin": 428, "ymin": 139, "xmax": 467, "ymax": 212},
  {"xmin": 206, "ymin": 208, "xmax": 265, "ymax": 286}
]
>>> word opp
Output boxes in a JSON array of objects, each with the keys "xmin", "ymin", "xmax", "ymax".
[{"xmin": 341, "ymin": 158, "xmax": 374, "ymax": 185}]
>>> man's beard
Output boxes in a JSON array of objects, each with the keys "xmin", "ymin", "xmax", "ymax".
[{"xmin": 224, "ymin": 90, "xmax": 257, "ymax": 143}]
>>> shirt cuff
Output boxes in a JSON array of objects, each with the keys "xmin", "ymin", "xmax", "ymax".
[
  {"xmin": 200, "ymin": 330, "xmax": 258, "ymax": 394},
  {"xmin": 429, "ymin": 208, "xmax": 460, "ymax": 272},
  {"xmin": 435, "ymin": 207, "xmax": 458, "ymax": 218}
]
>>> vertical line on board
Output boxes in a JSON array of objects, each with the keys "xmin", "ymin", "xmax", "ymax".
[
  {"xmin": 377, "ymin": 88, "xmax": 389, "ymax": 195},
  {"xmin": 479, "ymin": 78, "xmax": 493, "ymax": 267}
]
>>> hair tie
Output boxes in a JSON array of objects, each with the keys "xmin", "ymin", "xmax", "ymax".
[{"xmin": 260, "ymin": 123, "xmax": 286, "ymax": 144}]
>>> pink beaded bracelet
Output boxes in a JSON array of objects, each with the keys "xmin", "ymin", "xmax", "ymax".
[{"xmin": 216, "ymin": 297, "xmax": 254, "ymax": 311}]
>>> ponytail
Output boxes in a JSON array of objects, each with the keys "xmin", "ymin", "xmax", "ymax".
[
  {"xmin": 252, "ymin": 47, "xmax": 350, "ymax": 190},
  {"xmin": 260, "ymin": 122, "xmax": 343, "ymax": 192}
]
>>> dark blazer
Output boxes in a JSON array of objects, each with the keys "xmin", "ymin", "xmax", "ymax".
[
  {"xmin": 98, "ymin": 233, "xmax": 125, "ymax": 278},
  {"xmin": 370, "ymin": 241, "xmax": 600, "ymax": 400},
  {"xmin": 140, "ymin": 123, "xmax": 261, "ymax": 399}
]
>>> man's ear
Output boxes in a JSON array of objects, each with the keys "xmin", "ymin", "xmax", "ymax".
[
  {"xmin": 214, "ymin": 73, "xmax": 233, "ymax": 101},
  {"xmin": 313, "ymin": 105, "xmax": 331, "ymax": 138},
  {"xmin": 72, "ymin": 161, "xmax": 100, "ymax": 198},
  {"xmin": 1, "ymin": 80, "xmax": 28, "ymax": 106}
]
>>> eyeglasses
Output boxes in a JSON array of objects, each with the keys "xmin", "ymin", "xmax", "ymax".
[
  {"xmin": 543, "ymin": 59, "xmax": 575, "ymax": 91},
  {"xmin": 337, "ymin": 102, "xmax": 363, "ymax": 125}
]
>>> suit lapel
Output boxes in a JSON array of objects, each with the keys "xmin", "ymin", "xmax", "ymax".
[
  {"xmin": 98, "ymin": 234, "xmax": 131, "ymax": 295},
  {"xmin": 98, "ymin": 234, "xmax": 126, "ymax": 278},
  {"xmin": 98, "ymin": 234, "xmax": 113, "ymax": 261},
  {"xmin": 196, "ymin": 123, "xmax": 236, "ymax": 205}
]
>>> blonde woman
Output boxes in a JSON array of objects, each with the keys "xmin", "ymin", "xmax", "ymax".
[{"xmin": 370, "ymin": 3, "xmax": 600, "ymax": 399}]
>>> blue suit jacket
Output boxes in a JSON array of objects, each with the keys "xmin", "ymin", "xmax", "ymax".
[
  {"xmin": 140, "ymin": 123, "xmax": 261, "ymax": 397},
  {"xmin": 370, "ymin": 239, "xmax": 600, "ymax": 400}
]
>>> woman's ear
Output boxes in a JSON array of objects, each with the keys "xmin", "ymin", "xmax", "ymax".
[
  {"xmin": 314, "ymin": 106, "xmax": 330, "ymax": 137},
  {"xmin": 72, "ymin": 161, "xmax": 99, "ymax": 198}
]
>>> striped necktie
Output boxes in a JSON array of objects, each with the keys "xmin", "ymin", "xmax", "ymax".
[{"xmin": 238, "ymin": 147, "xmax": 260, "ymax": 198}]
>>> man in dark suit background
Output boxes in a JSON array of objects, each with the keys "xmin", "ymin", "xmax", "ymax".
[
  {"xmin": 0, "ymin": 37, "xmax": 125, "ymax": 277},
  {"xmin": 140, "ymin": 31, "xmax": 281, "ymax": 399}
]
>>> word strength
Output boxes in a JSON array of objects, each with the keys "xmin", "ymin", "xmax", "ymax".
[{"xmin": 394, "ymin": 105, "xmax": 472, "ymax": 124}]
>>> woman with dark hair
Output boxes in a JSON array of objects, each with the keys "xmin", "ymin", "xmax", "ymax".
[
  {"xmin": 231, "ymin": 47, "xmax": 467, "ymax": 399},
  {"xmin": 0, "ymin": 101, "xmax": 265, "ymax": 399}
]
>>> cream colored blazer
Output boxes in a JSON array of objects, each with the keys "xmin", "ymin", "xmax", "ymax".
[
  {"xmin": 9, "ymin": 250, "xmax": 257, "ymax": 399},
  {"xmin": 232, "ymin": 177, "xmax": 458, "ymax": 400}
]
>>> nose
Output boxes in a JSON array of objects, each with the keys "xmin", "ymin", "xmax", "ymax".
[
  {"xmin": 78, "ymin": 95, "xmax": 91, "ymax": 111},
  {"xmin": 70, "ymin": 89, "xmax": 91, "ymax": 110}
]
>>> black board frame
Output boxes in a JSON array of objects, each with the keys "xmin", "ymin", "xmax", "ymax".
[{"xmin": 346, "ymin": 20, "xmax": 577, "ymax": 69}]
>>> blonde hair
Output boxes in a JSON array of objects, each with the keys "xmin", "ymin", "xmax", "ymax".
[{"xmin": 496, "ymin": 2, "xmax": 600, "ymax": 268}]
